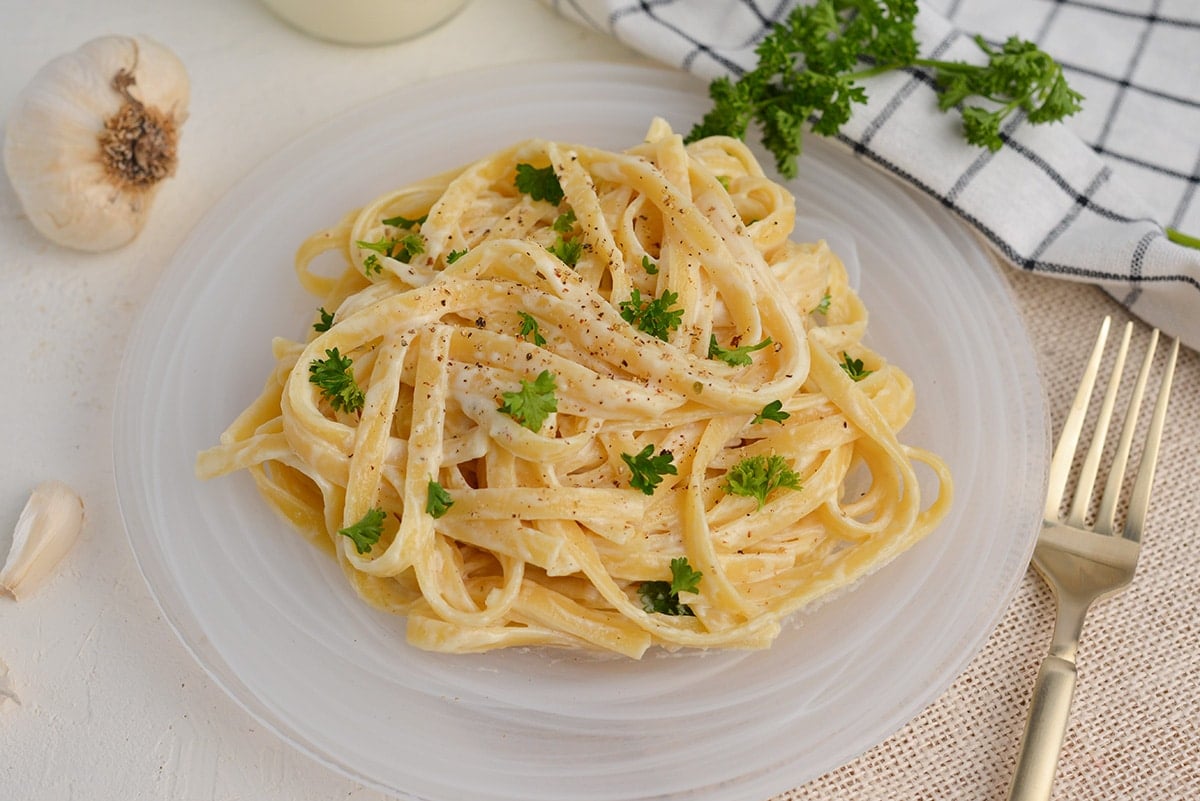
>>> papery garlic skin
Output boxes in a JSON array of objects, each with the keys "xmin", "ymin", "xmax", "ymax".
[
  {"xmin": 0, "ymin": 481, "xmax": 85, "ymax": 600},
  {"xmin": 3, "ymin": 35, "xmax": 189, "ymax": 252}
]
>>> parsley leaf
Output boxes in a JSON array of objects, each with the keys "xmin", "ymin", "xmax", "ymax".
[
  {"xmin": 498, "ymin": 370, "xmax": 558, "ymax": 432},
  {"xmin": 815, "ymin": 292, "xmax": 832, "ymax": 315},
  {"xmin": 638, "ymin": 556, "xmax": 703, "ymax": 616},
  {"xmin": 394, "ymin": 233, "xmax": 424, "ymax": 263},
  {"xmin": 446, "ymin": 248, "xmax": 468, "ymax": 264},
  {"xmin": 313, "ymin": 307, "xmax": 335, "ymax": 333},
  {"xmin": 669, "ymin": 556, "xmax": 703, "ymax": 595},
  {"xmin": 356, "ymin": 233, "xmax": 424, "ymax": 265},
  {"xmin": 619, "ymin": 289, "xmax": 684, "ymax": 341},
  {"xmin": 725, "ymin": 454, "xmax": 802, "ymax": 508},
  {"xmin": 708, "ymin": 335, "xmax": 773, "ymax": 367},
  {"xmin": 686, "ymin": 0, "xmax": 1081, "ymax": 177},
  {"xmin": 638, "ymin": 581, "xmax": 689, "ymax": 615},
  {"xmin": 839, "ymin": 352, "xmax": 873, "ymax": 381},
  {"xmin": 426, "ymin": 480, "xmax": 454, "ymax": 518},
  {"xmin": 356, "ymin": 237, "xmax": 392, "ymax": 255},
  {"xmin": 552, "ymin": 209, "xmax": 577, "ymax": 233},
  {"xmin": 381, "ymin": 213, "xmax": 427, "ymax": 229},
  {"xmin": 547, "ymin": 235, "xmax": 583, "ymax": 266},
  {"xmin": 514, "ymin": 163, "xmax": 564, "ymax": 205},
  {"xmin": 517, "ymin": 311, "xmax": 547, "ymax": 346},
  {"xmin": 621, "ymin": 444, "xmax": 678, "ymax": 495},
  {"xmin": 338, "ymin": 507, "xmax": 386, "ymax": 554},
  {"xmin": 931, "ymin": 35, "xmax": 1083, "ymax": 151},
  {"xmin": 641, "ymin": 254, "xmax": 659, "ymax": 275},
  {"xmin": 752, "ymin": 400, "xmax": 790, "ymax": 425},
  {"xmin": 308, "ymin": 347, "xmax": 365, "ymax": 414},
  {"xmin": 363, "ymin": 253, "xmax": 381, "ymax": 275}
]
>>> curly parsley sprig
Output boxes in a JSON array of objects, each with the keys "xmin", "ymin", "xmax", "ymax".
[
  {"xmin": 638, "ymin": 556, "xmax": 703, "ymax": 616},
  {"xmin": 725, "ymin": 454, "xmax": 802, "ymax": 509},
  {"xmin": 356, "ymin": 232, "xmax": 425, "ymax": 273},
  {"xmin": 498, "ymin": 370, "xmax": 558, "ymax": 432},
  {"xmin": 517, "ymin": 311, "xmax": 547, "ymax": 346},
  {"xmin": 619, "ymin": 289, "xmax": 684, "ymax": 341},
  {"xmin": 308, "ymin": 347, "xmax": 365, "ymax": 414},
  {"xmin": 426, "ymin": 480, "xmax": 454, "ymax": 519},
  {"xmin": 839, "ymin": 352, "xmax": 873, "ymax": 381},
  {"xmin": 514, "ymin": 163, "xmax": 564, "ymax": 205},
  {"xmin": 338, "ymin": 507, "xmax": 386, "ymax": 554},
  {"xmin": 621, "ymin": 444, "xmax": 678, "ymax": 496},
  {"xmin": 709, "ymin": 335, "xmax": 773, "ymax": 367},
  {"xmin": 312, "ymin": 307, "xmax": 335, "ymax": 333},
  {"xmin": 752, "ymin": 400, "xmax": 791, "ymax": 425},
  {"xmin": 687, "ymin": 0, "xmax": 1082, "ymax": 178}
]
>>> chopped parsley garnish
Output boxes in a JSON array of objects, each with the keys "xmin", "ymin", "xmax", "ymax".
[
  {"xmin": 313, "ymin": 306, "xmax": 335, "ymax": 333},
  {"xmin": 839, "ymin": 352, "xmax": 873, "ymax": 381},
  {"xmin": 308, "ymin": 347, "xmax": 364, "ymax": 414},
  {"xmin": 338, "ymin": 507, "xmax": 386, "ymax": 554},
  {"xmin": 548, "ymin": 235, "xmax": 583, "ymax": 266},
  {"xmin": 356, "ymin": 233, "xmax": 424, "ymax": 265},
  {"xmin": 621, "ymin": 444, "xmax": 677, "ymax": 496},
  {"xmin": 685, "ymin": 0, "xmax": 1082, "ymax": 178},
  {"xmin": 552, "ymin": 209, "xmax": 577, "ymax": 233},
  {"xmin": 708, "ymin": 335, "xmax": 773, "ymax": 367},
  {"xmin": 498, "ymin": 370, "xmax": 558, "ymax": 432},
  {"xmin": 815, "ymin": 292, "xmax": 832, "ymax": 315},
  {"xmin": 394, "ymin": 233, "xmax": 424, "ymax": 263},
  {"xmin": 381, "ymin": 213, "xmax": 427, "ymax": 229},
  {"xmin": 356, "ymin": 237, "xmax": 392, "ymax": 255},
  {"xmin": 639, "ymin": 556, "xmax": 703, "ymax": 616},
  {"xmin": 446, "ymin": 248, "xmax": 468, "ymax": 264},
  {"xmin": 425, "ymin": 480, "xmax": 454, "ymax": 519},
  {"xmin": 641, "ymin": 254, "xmax": 659, "ymax": 275},
  {"xmin": 362, "ymin": 253, "xmax": 381, "ymax": 275},
  {"xmin": 517, "ymin": 311, "xmax": 547, "ymax": 346},
  {"xmin": 725, "ymin": 454, "xmax": 802, "ymax": 508},
  {"xmin": 668, "ymin": 556, "xmax": 703, "ymax": 595},
  {"xmin": 618, "ymin": 289, "xmax": 684, "ymax": 341},
  {"xmin": 514, "ymin": 163, "xmax": 564, "ymax": 205},
  {"xmin": 752, "ymin": 400, "xmax": 790, "ymax": 425}
]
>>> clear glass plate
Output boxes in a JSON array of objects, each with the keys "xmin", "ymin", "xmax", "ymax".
[{"xmin": 113, "ymin": 63, "xmax": 1047, "ymax": 801}]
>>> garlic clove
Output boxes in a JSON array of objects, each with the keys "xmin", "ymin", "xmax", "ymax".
[
  {"xmin": 2, "ymin": 35, "xmax": 189, "ymax": 252},
  {"xmin": 0, "ymin": 481, "xmax": 85, "ymax": 600},
  {"xmin": 0, "ymin": 657, "xmax": 17, "ymax": 710}
]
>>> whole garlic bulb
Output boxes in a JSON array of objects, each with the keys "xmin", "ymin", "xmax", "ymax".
[{"xmin": 3, "ymin": 35, "xmax": 189, "ymax": 252}]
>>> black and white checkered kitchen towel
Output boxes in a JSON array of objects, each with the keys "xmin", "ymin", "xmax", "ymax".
[{"xmin": 545, "ymin": 0, "xmax": 1200, "ymax": 350}]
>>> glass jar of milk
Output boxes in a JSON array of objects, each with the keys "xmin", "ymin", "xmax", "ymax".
[{"xmin": 260, "ymin": 0, "xmax": 469, "ymax": 46}]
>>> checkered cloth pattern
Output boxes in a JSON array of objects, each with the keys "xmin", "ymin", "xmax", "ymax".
[{"xmin": 544, "ymin": 0, "xmax": 1200, "ymax": 350}]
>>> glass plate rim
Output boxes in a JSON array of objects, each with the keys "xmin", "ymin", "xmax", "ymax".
[{"xmin": 113, "ymin": 61, "xmax": 1048, "ymax": 801}]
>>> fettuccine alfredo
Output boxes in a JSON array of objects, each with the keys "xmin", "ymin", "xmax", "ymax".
[{"xmin": 195, "ymin": 119, "xmax": 952, "ymax": 658}]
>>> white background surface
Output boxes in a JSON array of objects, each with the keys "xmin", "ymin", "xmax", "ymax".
[{"xmin": 0, "ymin": 2, "xmax": 649, "ymax": 799}]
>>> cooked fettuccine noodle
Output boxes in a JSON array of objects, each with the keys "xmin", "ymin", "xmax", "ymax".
[{"xmin": 196, "ymin": 120, "xmax": 952, "ymax": 658}]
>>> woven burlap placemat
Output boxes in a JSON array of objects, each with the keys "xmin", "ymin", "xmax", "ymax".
[{"xmin": 778, "ymin": 264, "xmax": 1200, "ymax": 800}]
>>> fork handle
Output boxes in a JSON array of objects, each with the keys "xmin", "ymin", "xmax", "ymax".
[{"xmin": 1006, "ymin": 654, "xmax": 1078, "ymax": 801}]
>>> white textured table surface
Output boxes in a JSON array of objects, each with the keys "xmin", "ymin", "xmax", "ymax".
[{"xmin": 0, "ymin": 3, "xmax": 646, "ymax": 799}]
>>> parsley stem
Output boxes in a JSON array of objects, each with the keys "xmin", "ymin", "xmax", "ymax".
[
  {"xmin": 908, "ymin": 57, "xmax": 976, "ymax": 73},
  {"xmin": 844, "ymin": 63, "xmax": 905, "ymax": 81},
  {"xmin": 1167, "ymin": 227, "xmax": 1200, "ymax": 250}
]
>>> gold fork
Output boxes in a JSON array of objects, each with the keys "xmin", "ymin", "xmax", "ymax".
[{"xmin": 1006, "ymin": 316, "xmax": 1179, "ymax": 801}]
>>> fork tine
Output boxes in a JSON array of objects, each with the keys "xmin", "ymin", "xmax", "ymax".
[
  {"xmin": 1045, "ymin": 316, "xmax": 1111, "ymax": 521},
  {"xmin": 1093, "ymin": 329, "xmax": 1159, "ymax": 535},
  {"xmin": 1119, "ymin": 336, "xmax": 1178, "ymax": 543},
  {"xmin": 1066, "ymin": 322, "xmax": 1132, "ymax": 527}
]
